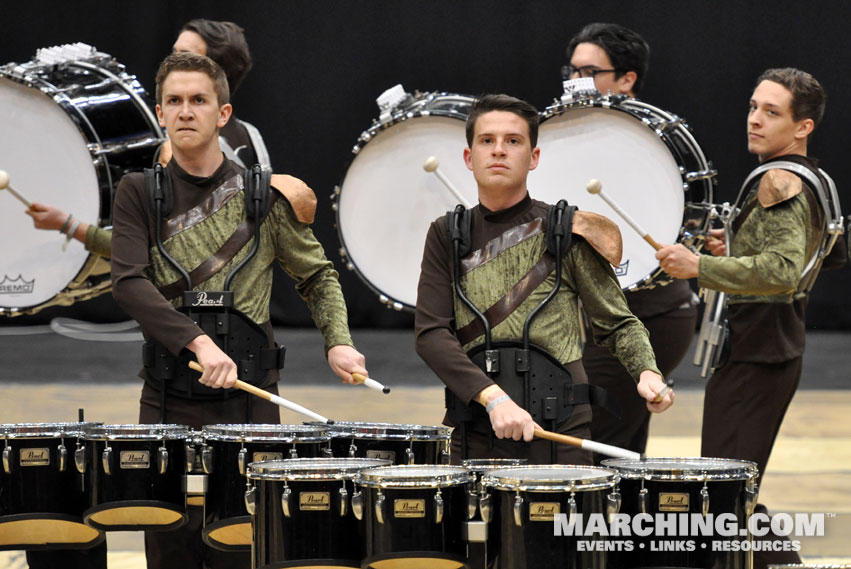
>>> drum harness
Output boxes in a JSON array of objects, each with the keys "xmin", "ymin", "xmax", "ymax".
[
  {"xmin": 694, "ymin": 160, "xmax": 844, "ymax": 377},
  {"xmin": 142, "ymin": 163, "xmax": 286, "ymax": 422},
  {"xmin": 444, "ymin": 200, "xmax": 619, "ymax": 462}
]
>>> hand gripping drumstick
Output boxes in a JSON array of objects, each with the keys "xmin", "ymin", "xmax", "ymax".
[
  {"xmin": 188, "ymin": 361, "xmax": 333, "ymax": 424},
  {"xmin": 534, "ymin": 428, "xmax": 642, "ymax": 460},
  {"xmin": 586, "ymin": 178, "xmax": 662, "ymax": 251},
  {"xmin": 423, "ymin": 156, "xmax": 473, "ymax": 208},
  {"xmin": 0, "ymin": 170, "xmax": 33, "ymax": 208},
  {"xmin": 351, "ymin": 372, "xmax": 391, "ymax": 394}
]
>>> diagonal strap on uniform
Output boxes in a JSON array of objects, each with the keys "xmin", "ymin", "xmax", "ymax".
[
  {"xmin": 455, "ymin": 253, "xmax": 555, "ymax": 346},
  {"xmin": 157, "ymin": 192, "xmax": 280, "ymax": 301}
]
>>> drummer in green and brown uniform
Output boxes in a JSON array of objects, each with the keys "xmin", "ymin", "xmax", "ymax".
[
  {"xmin": 415, "ymin": 93, "xmax": 674, "ymax": 465},
  {"xmin": 656, "ymin": 68, "xmax": 846, "ymax": 568}
]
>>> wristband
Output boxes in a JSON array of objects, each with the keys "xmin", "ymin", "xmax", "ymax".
[
  {"xmin": 62, "ymin": 219, "xmax": 81, "ymax": 251},
  {"xmin": 485, "ymin": 394, "xmax": 510, "ymax": 414},
  {"xmin": 59, "ymin": 213, "xmax": 73, "ymax": 234}
]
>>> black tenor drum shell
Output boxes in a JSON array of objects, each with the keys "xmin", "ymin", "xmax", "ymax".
[{"xmin": 324, "ymin": 422, "xmax": 451, "ymax": 465}]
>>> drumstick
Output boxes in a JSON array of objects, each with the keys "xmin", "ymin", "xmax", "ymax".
[
  {"xmin": 0, "ymin": 170, "xmax": 33, "ymax": 208},
  {"xmin": 187, "ymin": 361, "xmax": 333, "ymax": 424},
  {"xmin": 586, "ymin": 178, "xmax": 662, "ymax": 251},
  {"xmin": 423, "ymin": 156, "xmax": 473, "ymax": 208},
  {"xmin": 653, "ymin": 384, "xmax": 671, "ymax": 403},
  {"xmin": 534, "ymin": 428, "xmax": 642, "ymax": 460},
  {"xmin": 351, "ymin": 372, "xmax": 391, "ymax": 394}
]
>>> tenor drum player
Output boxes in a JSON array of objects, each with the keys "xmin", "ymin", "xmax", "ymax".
[
  {"xmin": 415, "ymin": 94, "xmax": 673, "ymax": 465},
  {"xmin": 656, "ymin": 68, "xmax": 845, "ymax": 568},
  {"xmin": 109, "ymin": 52, "xmax": 367, "ymax": 569}
]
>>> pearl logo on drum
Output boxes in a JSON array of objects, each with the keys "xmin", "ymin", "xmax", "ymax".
[
  {"xmin": 0, "ymin": 274, "xmax": 35, "ymax": 295},
  {"xmin": 299, "ymin": 492, "xmax": 330, "ymax": 511},
  {"xmin": 394, "ymin": 499, "xmax": 425, "ymax": 518},
  {"xmin": 119, "ymin": 450, "xmax": 151, "ymax": 469},
  {"xmin": 19, "ymin": 447, "xmax": 49, "ymax": 466},
  {"xmin": 366, "ymin": 450, "xmax": 396, "ymax": 462},
  {"xmin": 190, "ymin": 291, "xmax": 226, "ymax": 307},
  {"xmin": 659, "ymin": 492, "xmax": 690, "ymax": 512},
  {"xmin": 530, "ymin": 502, "xmax": 561, "ymax": 522}
]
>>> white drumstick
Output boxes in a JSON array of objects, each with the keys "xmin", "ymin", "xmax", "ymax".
[
  {"xmin": 0, "ymin": 170, "xmax": 33, "ymax": 208},
  {"xmin": 586, "ymin": 178, "xmax": 662, "ymax": 251},
  {"xmin": 423, "ymin": 156, "xmax": 472, "ymax": 208},
  {"xmin": 352, "ymin": 372, "xmax": 391, "ymax": 394}
]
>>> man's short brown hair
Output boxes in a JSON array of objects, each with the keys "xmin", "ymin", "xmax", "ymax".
[
  {"xmin": 155, "ymin": 52, "xmax": 230, "ymax": 106},
  {"xmin": 465, "ymin": 94, "xmax": 539, "ymax": 148},
  {"xmin": 757, "ymin": 67, "xmax": 826, "ymax": 131}
]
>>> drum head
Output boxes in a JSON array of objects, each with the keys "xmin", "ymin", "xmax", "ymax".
[
  {"xmin": 0, "ymin": 77, "xmax": 100, "ymax": 310},
  {"xmin": 202, "ymin": 423, "xmax": 329, "ymax": 443},
  {"xmin": 337, "ymin": 111, "xmax": 477, "ymax": 310},
  {"xmin": 532, "ymin": 105, "xmax": 687, "ymax": 289},
  {"xmin": 247, "ymin": 457, "xmax": 391, "ymax": 480},
  {"xmin": 602, "ymin": 456, "xmax": 757, "ymax": 481},
  {"xmin": 327, "ymin": 421, "xmax": 451, "ymax": 441},
  {"xmin": 358, "ymin": 464, "xmax": 472, "ymax": 487},
  {"xmin": 482, "ymin": 464, "xmax": 616, "ymax": 492}
]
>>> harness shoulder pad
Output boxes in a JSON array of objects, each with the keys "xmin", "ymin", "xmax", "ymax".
[
  {"xmin": 270, "ymin": 174, "xmax": 317, "ymax": 224},
  {"xmin": 757, "ymin": 168, "xmax": 803, "ymax": 208},
  {"xmin": 446, "ymin": 205, "xmax": 473, "ymax": 258},
  {"xmin": 144, "ymin": 163, "xmax": 173, "ymax": 219},
  {"xmin": 546, "ymin": 200, "xmax": 577, "ymax": 257},
  {"xmin": 572, "ymin": 210, "xmax": 623, "ymax": 267},
  {"xmin": 244, "ymin": 165, "xmax": 273, "ymax": 220}
]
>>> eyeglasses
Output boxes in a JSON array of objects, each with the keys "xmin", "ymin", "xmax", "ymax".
[{"xmin": 561, "ymin": 65, "xmax": 620, "ymax": 80}]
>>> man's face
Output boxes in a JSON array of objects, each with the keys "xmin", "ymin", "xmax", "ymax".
[
  {"xmin": 747, "ymin": 80, "xmax": 811, "ymax": 161},
  {"xmin": 173, "ymin": 30, "xmax": 207, "ymax": 56},
  {"xmin": 155, "ymin": 71, "xmax": 231, "ymax": 153},
  {"xmin": 569, "ymin": 42, "xmax": 631, "ymax": 96},
  {"xmin": 463, "ymin": 110, "xmax": 540, "ymax": 193}
]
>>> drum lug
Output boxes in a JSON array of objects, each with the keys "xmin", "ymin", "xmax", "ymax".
[
  {"xmin": 347, "ymin": 442, "xmax": 357, "ymax": 458},
  {"xmin": 434, "ymin": 488, "xmax": 444, "ymax": 524},
  {"xmin": 158, "ymin": 445, "xmax": 168, "ymax": 475},
  {"xmin": 700, "ymin": 482, "xmax": 710, "ymax": 517},
  {"xmin": 322, "ymin": 445, "xmax": 334, "ymax": 458},
  {"xmin": 2, "ymin": 446, "xmax": 11, "ymax": 474},
  {"xmin": 375, "ymin": 490, "xmax": 385, "ymax": 524},
  {"xmin": 745, "ymin": 480, "xmax": 759, "ymax": 517},
  {"xmin": 638, "ymin": 486, "xmax": 648, "ymax": 515},
  {"xmin": 289, "ymin": 446, "xmax": 299, "ymax": 459},
  {"xmin": 352, "ymin": 489, "xmax": 364, "ymax": 520},
  {"xmin": 479, "ymin": 492, "xmax": 492, "ymax": 523},
  {"xmin": 244, "ymin": 485, "xmax": 256, "ymax": 516},
  {"xmin": 513, "ymin": 492, "xmax": 523, "ymax": 527},
  {"xmin": 201, "ymin": 445, "xmax": 214, "ymax": 474},
  {"xmin": 58, "ymin": 442, "xmax": 67, "ymax": 472},
  {"xmin": 568, "ymin": 492, "xmax": 577, "ymax": 526},
  {"xmin": 102, "ymin": 445, "xmax": 113, "ymax": 475},
  {"xmin": 607, "ymin": 490, "xmax": 622, "ymax": 524},
  {"xmin": 405, "ymin": 447, "xmax": 415, "ymax": 465},
  {"xmin": 467, "ymin": 490, "xmax": 478, "ymax": 520},
  {"xmin": 238, "ymin": 447, "xmax": 248, "ymax": 476},
  {"xmin": 338, "ymin": 485, "xmax": 348, "ymax": 517},
  {"xmin": 75, "ymin": 444, "xmax": 87, "ymax": 474},
  {"xmin": 185, "ymin": 443, "xmax": 196, "ymax": 473},
  {"xmin": 281, "ymin": 485, "xmax": 292, "ymax": 518},
  {"xmin": 439, "ymin": 447, "xmax": 450, "ymax": 465}
]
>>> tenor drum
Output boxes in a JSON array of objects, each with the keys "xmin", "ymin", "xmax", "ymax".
[
  {"xmin": 0, "ymin": 422, "xmax": 104, "ymax": 550},
  {"xmin": 602, "ymin": 457, "xmax": 758, "ymax": 569},
  {"xmin": 200, "ymin": 423, "xmax": 331, "ymax": 551},
  {"xmin": 326, "ymin": 421, "xmax": 451, "ymax": 465},
  {"xmin": 0, "ymin": 43, "xmax": 164, "ymax": 315},
  {"xmin": 81, "ymin": 424, "xmax": 191, "ymax": 532},
  {"xmin": 247, "ymin": 457, "xmax": 391, "ymax": 569},
  {"xmin": 358, "ymin": 464, "xmax": 474, "ymax": 569},
  {"xmin": 533, "ymin": 94, "xmax": 716, "ymax": 291},
  {"xmin": 334, "ymin": 89, "xmax": 478, "ymax": 311},
  {"xmin": 481, "ymin": 464, "xmax": 619, "ymax": 569}
]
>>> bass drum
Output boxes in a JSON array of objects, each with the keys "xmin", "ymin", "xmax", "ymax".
[
  {"xmin": 532, "ymin": 94, "xmax": 716, "ymax": 290},
  {"xmin": 0, "ymin": 43, "xmax": 164, "ymax": 315},
  {"xmin": 334, "ymin": 90, "xmax": 478, "ymax": 311}
]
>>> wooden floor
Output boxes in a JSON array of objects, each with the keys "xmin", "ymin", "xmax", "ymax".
[{"xmin": 1, "ymin": 383, "xmax": 849, "ymax": 567}]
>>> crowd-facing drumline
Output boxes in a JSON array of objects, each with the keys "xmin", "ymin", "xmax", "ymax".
[{"xmin": 1, "ymin": 18, "xmax": 847, "ymax": 569}]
